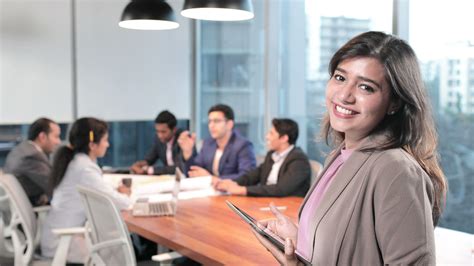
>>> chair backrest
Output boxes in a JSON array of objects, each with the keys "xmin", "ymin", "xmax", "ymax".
[
  {"xmin": 309, "ymin": 160, "xmax": 323, "ymax": 185},
  {"xmin": 0, "ymin": 174, "xmax": 37, "ymax": 266},
  {"xmin": 255, "ymin": 155, "xmax": 266, "ymax": 166},
  {"xmin": 76, "ymin": 185, "xmax": 136, "ymax": 266}
]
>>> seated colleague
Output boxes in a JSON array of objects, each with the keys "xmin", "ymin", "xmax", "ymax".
[
  {"xmin": 3, "ymin": 117, "xmax": 61, "ymax": 206},
  {"xmin": 216, "ymin": 118, "xmax": 311, "ymax": 197},
  {"xmin": 41, "ymin": 117, "xmax": 131, "ymax": 263},
  {"xmin": 178, "ymin": 104, "xmax": 256, "ymax": 180},
  {"xmin": 130, "ymin": 110, "xmax": 188, "ymax": 175}
]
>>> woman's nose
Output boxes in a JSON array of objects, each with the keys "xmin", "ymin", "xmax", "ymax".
[{"xmin": 337, "ymin": 84, "xmax": 355, "ymax": 104}]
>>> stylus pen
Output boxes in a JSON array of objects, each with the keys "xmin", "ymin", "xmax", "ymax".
[{"xmin": 259, "ymin": 206, "xmax": 287, "ymax": 211}]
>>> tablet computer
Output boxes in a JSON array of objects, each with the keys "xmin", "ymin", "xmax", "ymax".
[{"xmin": 225, "ymin": 200, "xmax": 311, "ymax": 265}]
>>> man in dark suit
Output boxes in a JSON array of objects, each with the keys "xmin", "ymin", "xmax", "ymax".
[
  {"xmin": 215, "ymin": 118, "xmax": 310, "ymax": 197},
  {"xmin": 3, "ymin": 117, "xmax": 61, "ymax": 206},
  {"xmin": 178, "ymin": 104, "xmax": 256, "ymax": 180},
  {"xmin": 130, "ymin": 110, "xmax": 187, "ymax": 175}
]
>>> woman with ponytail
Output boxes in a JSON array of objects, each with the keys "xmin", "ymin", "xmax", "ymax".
[
  {"xmin": 252, "ymin": 31, "xmax": 447, "ymax": 265},
  {"xmin": 41, "ymin": 117, "xmax": 131, "ymax": 263}
]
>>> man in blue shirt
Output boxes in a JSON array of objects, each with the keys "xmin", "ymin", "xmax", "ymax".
[{"xmin": 178, "ymin": 104, "xmax": 256, "ymax": 180}]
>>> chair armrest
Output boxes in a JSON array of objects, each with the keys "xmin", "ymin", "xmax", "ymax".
[
  {"xmin": 50, "ymin": 228, "xmax": 86, "ymax": 266},
  {"xmin": 33, "ymin": 205, "xmax": 51, "ymax": 213},
  {"xmin": 52, "ymin": 227, "xmax": 87, "ymax": 236},
  {"xmin": 152, "ymin": 251, "xmax": 182, "ymax": 262},
  {"xmin": 89, "ymin": 238, "xmax": 127, "ymax": 253},
  {"xmin": 0, "ymin": 195, "xmax": 8, "ymax": 202},
  {"xmin": 33, "ymin": 205, "xmax": 51, "ymax": 247}
]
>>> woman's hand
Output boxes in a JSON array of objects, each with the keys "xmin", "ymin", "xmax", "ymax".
[
  {"xmin": 258, "ymin": 203, "xmax": 298, "ymax": 244},
  {"xmin": 251, "ymin": 203, "xmax": 302, "ymax": 265},
  {"xmin": 252, "ymin": 229, "xmax": 302, "ymax": 266}
]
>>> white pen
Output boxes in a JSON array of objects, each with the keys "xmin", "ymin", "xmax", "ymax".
[{"xmin": 259, "ymin": 206, "xmax": 287, "ymax": 211}]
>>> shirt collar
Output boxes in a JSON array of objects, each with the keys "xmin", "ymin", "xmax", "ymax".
[
  {"xmin": 167, "ymin": 136, "xmax": 175, "ymax": 146},
  {"xmin": 272, "ymin": 145, "xmax": 294, "ymax": 163},
  {"xmin": 340, "ymin": 147, "xmax": 354, "ymax": 162},
  {"xmin": 28, "ymin": 140, "xmax": 44, "ymax": 153}
]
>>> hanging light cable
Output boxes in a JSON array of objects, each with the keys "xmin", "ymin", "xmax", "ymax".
[
  {"xmin": 181, "ymin": 0, "xmax": 254, "ymax": 21},
  {"xmin": 119, "ymin": 0, "xmax": 179, "ymax": 30}
]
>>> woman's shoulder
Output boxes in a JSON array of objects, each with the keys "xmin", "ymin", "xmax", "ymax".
[
  {"xmin": 367, "ymin": 148, "xmax": 429, "ymax": 185},
  {"xmin": 68, "ymin": 153, "xmax": 101, "ymax": 175}
]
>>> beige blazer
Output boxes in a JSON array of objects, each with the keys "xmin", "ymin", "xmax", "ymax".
[{"xmin": 299, "ymin": 134, "xmax": 436, "ymax": 265}]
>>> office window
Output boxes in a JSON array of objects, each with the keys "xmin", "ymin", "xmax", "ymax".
[
  {"xmin": 196, "ymin": 1, "xmax": 266, "ymax": 154},
  {"xmin": 304, "ymin": 0, "xmax": 393, "ymax": 162},
  {"xmin": 409, "ymin": 0, "xmax": 474, "ymax": 233}
]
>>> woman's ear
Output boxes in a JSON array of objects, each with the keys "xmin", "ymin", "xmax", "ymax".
[
  {"xmin": 388, "ymin": 98, "xmax": 402, "ymax": 115},
  {"xmin": 88, "ymin": 141, "xmax": 96, "ymax": 152}
]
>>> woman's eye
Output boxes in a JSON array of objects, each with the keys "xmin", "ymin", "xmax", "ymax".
[
  {"xmin": 360, "ymin": 84, "xmax": 375, "ymax": 93},
  {"xmin": 334, "ymin": 74, "xmax": 345, "ymax": 81}
]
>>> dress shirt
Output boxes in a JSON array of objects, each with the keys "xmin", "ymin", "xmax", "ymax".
[
  {"xmin": 166, "ymin": 137, "xmax": 175, "ymax": 166},
  {"xmin": 212, "ymin": 149, "xmax": 224, "ymax": 176},
  {"xmin": 266, "ymin": 145, "xmax": 294, "ymax": 185}
]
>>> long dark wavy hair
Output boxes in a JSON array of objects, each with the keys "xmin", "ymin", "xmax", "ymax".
[
  {"xmin": 49, "ymin": 117, "xmax": 108, "ymax": 193},
  {"xmin": 321, "ymin": 31, "xmax": 446, "ymax": 225}
]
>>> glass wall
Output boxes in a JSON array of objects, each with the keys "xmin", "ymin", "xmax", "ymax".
[
  {"xmin": 0, "ymin": 120, "xmax": 189, "ymax": 169},
  {"xmin": 196, "ymin": 1, "xmax": 266, "ymax": 153},
  {"xmin": 408, "ymin": 0, "xmax": 474, "ymax": 233}
]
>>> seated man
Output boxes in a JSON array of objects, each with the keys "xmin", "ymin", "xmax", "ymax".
[
  {"xmin": 216, "ymin": 118, "xmax": 310, "ymax": 197},
  {"xmin": 178, "ymin": 104, "xmax": 256, "ymax": 180},
  {"xmin": 131, "ymin": 110, "xmax": 188, "ymax": 175},
  {"xmin": 3, "ymin": 117, "xmax": 61, "ymax": 206}
]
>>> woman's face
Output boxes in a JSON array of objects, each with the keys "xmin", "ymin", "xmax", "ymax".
[
  {"xmin": 90, "ymin": 132, "xmax": 110, "ymax": 158},
  {"xmin": 326, "ymin": 57, "xmax": 395, "ymax": 148}
]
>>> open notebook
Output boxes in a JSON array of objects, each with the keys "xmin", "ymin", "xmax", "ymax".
[{"xmin": 132, "ymin": 167, "xmax": 183, "ymax": 217}]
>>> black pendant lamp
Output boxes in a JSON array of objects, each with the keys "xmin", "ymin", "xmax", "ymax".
[
  {"xmin": 119, "ymin": 0, "xmax": 179, "ymax": 30},
  {"xmin": 181, "ymin": 0, "xmax": 254, "ymax": 21}
]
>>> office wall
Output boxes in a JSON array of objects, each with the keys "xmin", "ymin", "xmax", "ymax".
[
  {"xmin": 0, "ymin": 0, "xmax": 192, "ymax": 124},
  {"xmin": 75, "ymin": 0, "xmax": 192, "ymax": 121},
  {"xmin": 0, "ymin": 0, "xmax": 73, "ymax": 124}
]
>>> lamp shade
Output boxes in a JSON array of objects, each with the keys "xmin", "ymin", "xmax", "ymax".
[
  {"xmin": 119, "ymin": 0, "xmax": 179, "ymax": 30},
  {"xmin": 181, "ymin": 0, "xmax": 254, "ymax": 21}
]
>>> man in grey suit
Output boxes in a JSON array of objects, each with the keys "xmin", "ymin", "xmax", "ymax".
[
  {"xmin": 215, "ymin": 118, "xmax": 311, "ymax": 197},
  {"xmin": 3, "ymin": 118, "xmax": 61, "ymax": 206}
]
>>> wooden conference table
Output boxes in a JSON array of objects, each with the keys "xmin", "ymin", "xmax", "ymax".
[{"xmin": 122, "ymin": 195, "xmax": 303, "ymax": 265}]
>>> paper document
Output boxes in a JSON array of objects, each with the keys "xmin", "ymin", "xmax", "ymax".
[
  {"xmin": 135, "ymin": 187, "xmax": 221, "ymax": 203},
  {"xmin": 133, "ymin": 175, "xmax": 213, "ymax": 196}
]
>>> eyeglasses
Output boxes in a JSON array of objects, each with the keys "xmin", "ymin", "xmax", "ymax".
[{"xmin": 208, "ymin": 119, "xmax": 227, "ymax": 125}]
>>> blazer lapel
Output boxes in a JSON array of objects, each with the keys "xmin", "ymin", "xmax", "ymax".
[{"xmin": 260, "ymin": 154, "xmax": 274, "ymax": 184}]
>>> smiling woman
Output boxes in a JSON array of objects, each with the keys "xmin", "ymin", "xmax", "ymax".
[
  {"xmin": 252, "ymin": 31, "xmax": 447, "ymax": 265},
  {"xmin": 326, "ymin": 57, "xmax": 395, "ymax": 149}
]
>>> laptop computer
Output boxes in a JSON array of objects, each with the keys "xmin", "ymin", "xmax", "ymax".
[{"xmin": 132, "ymin": 167, "xmax": 184, "ymax": 217}]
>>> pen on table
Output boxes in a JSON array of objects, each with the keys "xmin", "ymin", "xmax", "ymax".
[{"xmin": 259, "ymin": 206, "xmax": 287, "ymax": 211}]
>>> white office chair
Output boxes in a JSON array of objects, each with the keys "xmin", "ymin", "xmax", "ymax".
[
  {"xmin": 309, "ymin": 159, "xmax": 323, "ymax": 185},
  {"xmin": 76, "ymin": 185, "xmax": 136, "ymax": 266},
  {"xmin": 0, "ymin": 186, "xmax": 14, "ymax": 259},
  {"xmin": 0, "ymin": 173, "xmax": 84, "ymax": 266}
]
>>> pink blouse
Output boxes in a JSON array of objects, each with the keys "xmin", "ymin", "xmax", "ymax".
[{"xmin": 296, "ymin": 148, "xmax": 353, "ymax": 260}]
